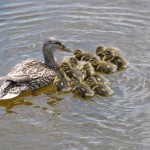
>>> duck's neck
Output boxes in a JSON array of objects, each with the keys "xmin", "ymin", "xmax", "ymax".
[{"xmin": 43, "ymin": 48, "xmax": 60, "ymax": 71}]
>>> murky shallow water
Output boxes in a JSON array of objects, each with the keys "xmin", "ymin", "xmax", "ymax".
[{"xmin": 0, "ymin": 0, "xmax": 150, "ymax": 149}]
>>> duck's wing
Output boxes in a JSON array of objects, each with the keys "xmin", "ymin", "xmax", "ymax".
[
  {"xmin": 7, "ymin": 58, "xmax": 56, "ymax": 81},
  {"xmin": 0, "ymin": 75, "xmax": 31, "ymax": 83},
  {"xmin": 0, "ymin": 59, "xmax": 57, "ymax": 100}
]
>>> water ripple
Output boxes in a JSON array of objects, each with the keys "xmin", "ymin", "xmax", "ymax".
[{"xmin": 0, "ymin": 0, "xmax": 150, "ymax": 149}]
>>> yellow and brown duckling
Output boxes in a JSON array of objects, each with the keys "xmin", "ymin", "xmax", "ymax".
[
  {"xmin": 68, "ymin": 56, "xmax": 79, "ymax": 69},
  {"xmin": 82, "ymin": 67, "xmax": 109, "ymax": 84},
  {"xmin": 95, "ymin": 46, "xmax": 106, "ymax": 60},
  {"xmin": 104, "ymin": 47, "xmax": 120, "ymax": 55},
  {"xmin": 96, "ymin": 46, "xmax": 120, "ymax": 60},
  {"xmin": 79, "ymin": 62, "xmax": 94, "ymax": 72},
  {"xmin": 79, "ymin": 62, "xmax": 109, "ymax": 84},
  {"xmin": 54, "ymin": 70, "xmax": 71, "ymax": 92},
  {"xmin": 60, "ymin": 62, "xmax": 82, "ymax": 79},
  {"xmin": 86, "ymin": 76, "xmax": 114, "ymax": 97},
  {"xmin": 103, "ymin": 50, "xmax": 128, "ymax": 70},
  {"xmin": 74, "ymin": 49, "xmax": 95, "ymax": 61},
  {"xmin": 89, "ymin": 56, "xmax": 117, "ymax": 74},
  {"xmin": 70, "ymin": 75, "xmax": 94, "ymax": 98}
]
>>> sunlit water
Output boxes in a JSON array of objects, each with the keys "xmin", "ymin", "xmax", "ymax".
[{"xmin": 0, "ymin": 0, "xmax": 150, "ymax": 149}]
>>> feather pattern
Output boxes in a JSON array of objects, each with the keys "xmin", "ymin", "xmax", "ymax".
[{"xmin": 0, "ymin": 59, "xmax": 57, "ymax": 99}]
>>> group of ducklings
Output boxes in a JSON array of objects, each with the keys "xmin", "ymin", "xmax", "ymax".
[{"xmin": 54, "ymin": 46, "xmax": 128, "ymax": 98}]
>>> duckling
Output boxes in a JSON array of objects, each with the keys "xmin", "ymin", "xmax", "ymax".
[
  {"xmin": 68, "ymin": 56, "xmax": 79, "ymax": 69},
  {"xmin": 79, "ymin": 62, "xmax": 94, "ymax": 72},
  {"xmin": 103, "ymin": 50, "xmax": 128, "ymax": 70},
  {"xmin": 82, "ymin": 68, "xmax": 109, "ymax": 84},
  {"xmin": 89, "ymin": 56, "xmax": 117, "ymax": 74},
  {"xmin": 108, "ymin": 55, "xmax": 128, "ymax": 70},
  {"xmin": 74, "ymin": 49, "xmax": 95, "ymax": 61},
  {"xmin": 96, "ymin": 46, "xmax": 120, "ymax": 59},
  {"xmin": 73, "ymin": 49, "xmax": 84, "ymax": 61},
  {"xmin": 95, "ymin": 46, "xmax": 105, "ymax": 60},
  {"xmin": 86, "ymin": 76, "xmax": 114, "ymax": 97},
  {"xmin": 60, "ymin": 62, "xmax": 82, "ymax": 79},
  {"xmin": 104, "ymin": 47, "xmax": 120, "ymax": 55},
  {"xmin": 54, "ymin": 70, "xmax": 71, "ymax": 92},
  {"xmin": 70, "ymin": 75, "xmax": 94, "ymax": 98}
]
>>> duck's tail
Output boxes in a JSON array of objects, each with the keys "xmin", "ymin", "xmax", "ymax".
[{"xmin": 0, "ymin": 81, "xmax": 28, "ymax": 100}]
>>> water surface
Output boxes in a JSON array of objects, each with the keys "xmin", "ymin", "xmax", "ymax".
[{"xmin": 0, "ymin": 0, "xmax": 150, "ymax": 149}]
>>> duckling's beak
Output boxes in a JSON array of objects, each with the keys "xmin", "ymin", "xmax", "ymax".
[{"xmin": 59, "ymin": 44, "xmax": 73, "ymax": 52}]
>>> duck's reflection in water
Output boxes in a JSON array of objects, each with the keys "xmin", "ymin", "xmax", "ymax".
[{"xmin": 0, "ymin": 83, "xmax": 63, "ymax": 113}]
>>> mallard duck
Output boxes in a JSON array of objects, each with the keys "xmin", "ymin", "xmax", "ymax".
[
  {"xmin": 86, "ymin": 76, "xmax": 114, "ymax": 97},
  {"xmin": 89, "ymin": 56, "xmax": 117, "ymax": 74},
  {"xmin": 54, "ymin": 70, "xmax": 71, "ymax": 92},
  {"xmin": 70, "ymin": 75, "xmax": 94, "ymax": 98},
  {"xmin": 60, "ymin": 62, "xmax": 82, "ymax": 79},
  {"xmin": 0, "ymin": 38, "xmax": 71, "ymax": 100},
  {"xmin": 74, "ymin": 49, "xmax": 95, "ymax": 61}
]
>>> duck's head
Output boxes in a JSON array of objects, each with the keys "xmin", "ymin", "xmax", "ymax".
[
  {"xmin": 103, "ymin": 50, "xmax": 114, "ymax": 61},
  {"xmin": 86, "ymin": 76, "xmax": 97, "ymax": 87},
  {"xmin": 69, "ymin": 56, "xmax": 78, "ymax": 66},
  {"xmin": 81, "ymin": 63, "xmax": 91, "ymax": 71},
  {"xmin": 95, "ymin": 46, "xmax": 105, "ymax": 59},
  {"xmin": 89, "ymin": 57, "xmax": 99, "ymax": 66},
  {"xmin": 43, "ymin": 37, "xmax": 72, "ymax": 54},
  {"xmin": 60, "ymin": 62, "xmax": 71, "ymax": 72},
  {"xmin": 70, "ymin": 75, "xmax": 80, "ymax": 86},
  {"xmin": 74, "ymin": 49, "xmax": 84, "ymax": 58}
]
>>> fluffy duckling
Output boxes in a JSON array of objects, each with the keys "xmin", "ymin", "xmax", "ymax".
[
  {"xmin": 79, "ymin": 62, "xmax": 94, "ymax": 72},
  {"xmin": 104, "ymin": 47, "xmax": 120, "ymax": 55},
  {"xmin": 68, "ymin": 56, "xmax": 79, "ymax": 69},
  {"xmin": 95, "ymin": 46, "xmax": 106, "ymax": 60},
  {"xmin": 60, "ymin": 62, "xmax": 82, "ymax": 79},
  {"xmin": 103, "ymin": 50, "xmax": 128, "ymax": 70},
  {"xmin": 70, "ymin": 75, "xmax": 94, "ymax": 98},
  {"xmin": 86, "ymin": 76, "xmax": 114, "ymax": 97},
  {"xmin": 54, "ymin": 70, "xmax": 71, "ymax": 92},
  {"xmin": 89, "ymin": 56, "xmax": 117, "ymax": 74},
  {"xmin": 108, "ymin": 55, "xmax": 128, "ymax": 70},
  {"xmin": 82, "ymin": 68, "xmax": 109, "ymax": 84},
  {"xmin": 96, "ymin": 46, "xmax": 120, "ymax": 60},
  {"xmin": 74, "ymin": 49, "xmax": 95, "ymax": 61}
]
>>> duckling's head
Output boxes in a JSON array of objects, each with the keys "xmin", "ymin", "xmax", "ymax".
[
  {"xmin": 74, "ymin": 49, "xmax": 84, "ymax": 58},
  {"xmin": 60, "ymin": 62, "xmax": 71, "ymax": 72},
  {"xmin": 103, "ymin": 50, "xmax": 114, "ymax": 61},
  {"xmin": 95, "ymin": 46, "xmax": 105, "ymax": 59},
  {"xmin": 89, "ymin": 57, "xmax": 99, "ymax": 66},
  {"xmin": 69, "ymin": 56, "xmax": 78, "ymax": 67},
  {"xmin": 86, "ymin": 76, "xmax": 97, "ymax": 88},
  {"xmin": 70, "ymin": 75, "xmax": 80, "ymax": 86},
  {"xmin": 80, "ymin": 63, "xmax": 91, "ymax": 71}
]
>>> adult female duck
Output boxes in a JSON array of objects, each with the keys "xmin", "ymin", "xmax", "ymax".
[{"xmin": 0, "ymin": 38, "xmax": 71, "ymax": 100}]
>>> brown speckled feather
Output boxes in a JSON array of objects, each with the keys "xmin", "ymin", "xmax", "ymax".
[{"xmin": 0, "ymin": 59, "xmax": 57, "ymax": 99}]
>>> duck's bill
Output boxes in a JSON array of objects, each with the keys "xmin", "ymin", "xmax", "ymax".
[{"xmin": 59, "ymin": 45, "xmax": 73, "ymax": 52}]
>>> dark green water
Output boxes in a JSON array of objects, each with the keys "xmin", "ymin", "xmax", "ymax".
[{"xmin": 0, "ymin": 0, "xmax": 150, "ymax": 149}]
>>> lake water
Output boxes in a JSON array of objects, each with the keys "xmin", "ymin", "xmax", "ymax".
[{"xmin": 0, "ymin": 0, "xmax": 150, "ymax": 149}]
